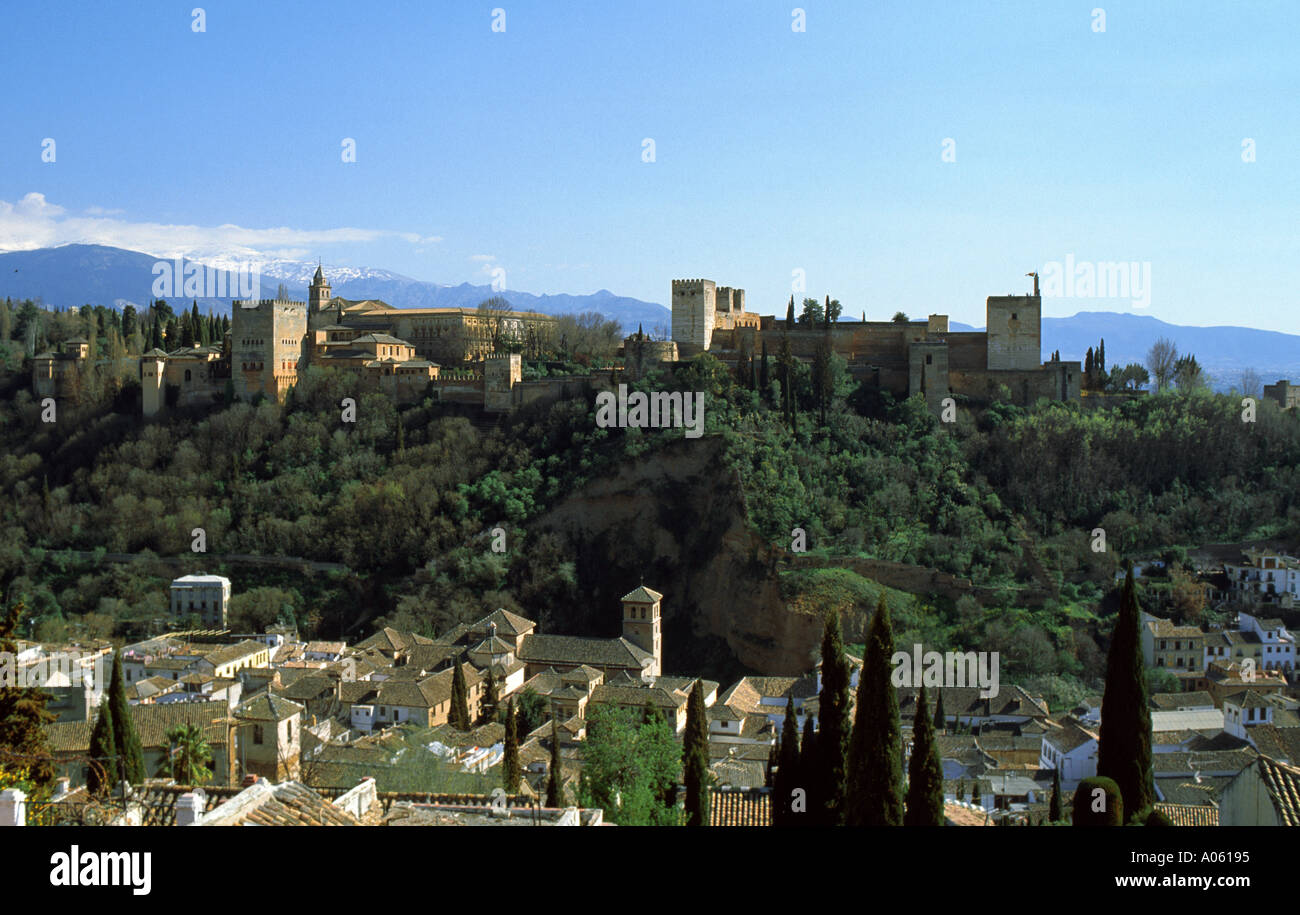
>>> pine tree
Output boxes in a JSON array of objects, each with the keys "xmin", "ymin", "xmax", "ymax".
[
  {"xmin": 106, "ymin": 651, "xmax": 145, "ymax": 784},
  {"xmin": 773, "ymin": 695, "xmax": 800, "ymax": 826},
  {"xmin": 546, "ymin": 718, "xmax": 563, "ymax": 806},
  {"xmin": 847, "ymin": 593, "xmax": 903, "ymax": 825},
  {"xmin": 816, "ymin": 611, "xmax": 851, "ymax": 824},
  {"xmin": 933, "ymin": 688, "xmax": 945, "ymax": 732},
  {"xmin": 904, "ymin": 685, "xmax": 944, "ymax": 825},
  {"xmin": 502, "ymin": 696, "xmax": 520, "ymax": 793},
  {"xmin": 1049, "ymin": 766, "xmax": 1063, "ymax": 823},
  {"xmin": 1097, "ymin": 567, "xmax": 1155, "ymax": 820},
  {"xmin": 683, "ymin": 680, "xmax": 711, "ymax": 826},
  {"xmin": 87, "ymin": 697, "xmax": 117, "ymax": 795},
  {"xmin": 450, "ymin": 663, "xmax": 471, "ymax": 730}
]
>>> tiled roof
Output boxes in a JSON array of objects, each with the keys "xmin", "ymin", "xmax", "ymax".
[
  {"xmin": 590, "ymin": 683, "xmax": 687, "ymax": 710},
  {"xmin": 203, "ymin": 780, "xmax": 363, "ymax": 826},
  {"xmin": 202, "ymin": 640, "xmax": 268, "ymax": 668},
  {"xmin": 1151, "ymin": 691, "xmax": 1215, "ymax": 710},
  {"xmin": 705, "ymin": 788, "xmax": 770, "ymax": 826},
  {"xmin": 1254, "ymin": 756, "xmax": 1300, "ymax": 826},
  {"xmin": 46, "ymin": 701, "xmax": 231, "ymax": 752},
  {"xmin": 621, "ymin": 585, "xmax": 664, "ymax": 604},
  {"xmin": 518, "ymin": 634, "xmax": 651, "ymax": 669},
  {"xmin": 1155, "ymin": 803, "xmax": 1220, "ymax": 826},
  {"xmin": 470, "ymin": 608, "xmax": 536, "ymax": 638},
  {"xmin": 236, "ymin": 693, "xmax": 303, "ymax": 722}
]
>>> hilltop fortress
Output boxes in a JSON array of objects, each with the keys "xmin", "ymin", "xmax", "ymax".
[{"xmin": 653, "ymin": 273, "xmax": 1082, "ymax": 408}]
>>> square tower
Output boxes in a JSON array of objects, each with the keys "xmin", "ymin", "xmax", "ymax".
[
  {"xmin": 170, "ymin": 573, "xmax": 232, "ymax": 628},
  {"xmin": 985, "ymin": 294, "xmax": 1041, "ymax": 371},
  {"xmin": 671, "ymin": 279, "xmax": 716, "ymax": 356},
  {"xmin": 231, "ymin": 298, "xmax": 307, "ymax": 402},
  {"xmin": 621, "ymin": 585, "xmax": 663, "ymax": 677}
]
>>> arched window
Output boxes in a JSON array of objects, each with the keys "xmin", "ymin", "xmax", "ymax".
[{"xmin": 184, "ymin": 369, "xmax": 192, "ymax": 381}]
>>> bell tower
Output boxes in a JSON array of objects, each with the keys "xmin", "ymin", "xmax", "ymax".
[
  {"xmin": 308, "ymin": 264, "xmax": 331, "ymax": 319},
  {"xmin": 621, "ymin": 585, "xmax": 663, "ymax": 677}
]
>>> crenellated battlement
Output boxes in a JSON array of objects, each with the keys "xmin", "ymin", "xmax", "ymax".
[{"xmin": 234, "ymin": 298, "xmax": 306, "ymax": 308}]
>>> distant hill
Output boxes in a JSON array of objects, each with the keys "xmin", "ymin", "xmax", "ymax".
[{"xmin": 0, "ymin": 244, "xmax": 672, "ymax": 333}]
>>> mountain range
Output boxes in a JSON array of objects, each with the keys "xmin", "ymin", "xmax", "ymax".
[{"xmin": 1, "ymin": 244, "xmax": 1295, "ymax": 389}]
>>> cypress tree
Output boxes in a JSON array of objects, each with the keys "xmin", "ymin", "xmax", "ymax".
[
  {"xmin": 107, "ymin": 651, "xmax": 145, "ymax": 784},
  {"xmin": 759, "ymin": 339, "xmax": 770, "ymax": 399},
  {"xmin": 972, "ymin": 780, "xmax": 982, "ymax": 807},
  {"xmin": 87, "ymin": 697, "xmax": 117, "ymax": 795},
  {"xmin": 797, "ymin": 712, "xmax": 818, "ymax": 823},
  {"xmin": 847, "ymin": 594, "xmax": 904, "ymax": 825},
  {"xmin": 933, "ymin": 688, "xmax": 945, "ymax": 732},
  {"xmin": 786, "ymin": 295, "xmax": 795, "ymax": 329},
  {"xmin": 773, "ymin": 694, "xmax": 800, "ymax": 826},
  {"xmin": 545, "ymin": 717, "xmax": 562, "ymax": 806},
  {"xmin": 1049, "ymin": 766, "xmax": 1063, "ymax": 823},
  {"xmin": 683, "ymin": 680, "xmax": 711, "ymax": 826},
  {"xmin": 502, "ymin": 696, "xmax": 519, "ymax": 793},
  {"xmin": 450, "ymin": 663, "xmax": 470, "ymax": 730},
  {"xmin": 816, "ymin": 611, "xmax": 851, "ymax": 824},
  {"xmin": 480, "ymin": 668, "xmax": 498, "ymax": 725},
  {"xmin": 904, "ymin": 685, "xmax": 944, "ymax": 825},
  {"xmin": 1097, "ymin": 567, "xmax": 1155, "ymax": 820}
]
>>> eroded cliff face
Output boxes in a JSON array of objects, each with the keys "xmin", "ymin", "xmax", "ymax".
[{"xmin": 530, "ymin": 436, "xmax": 825, "ymax": 681}]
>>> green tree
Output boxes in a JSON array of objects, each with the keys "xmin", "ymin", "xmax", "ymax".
[
  {"xmin": 163, "ymin": 724, "xmax": 213, "ymax": 785},
  {"xmin": 683, "ymin": 680, "xmax": 711, "ymax": 826},
  {"xmin": 847, "ymin": 594, "xmax": 903, "ymax": 825},
  {"xmin": 480, "ymin": 668, "xmax": 499, "ymax": 726},
  {"xmin": 1049, "ymin": 766, "xmax": 1063, "ymax": 823},
  {"xmin": 785, "ymin": 296, "xmax": 795, "ymax": 329},
  {"xmin": 933, "ymin": 688, "xmax": 945, "ymax": 733},
  {"xmin": 0, "ymin": 598, "xmax": 56, "ymax": 786},
  {"xmin": 450, "ymin": 662, "xmax": 471, "ymax": 730},
  {"xmin": 87, "ymin": 697, "xmax": 117, "ymax": 795},
  {"xmin": 1097, "ymin": 568, "xmax": 1155, "ymax": 820},
  {"xmin": 107, "ymin": 651, "xmax": 145, "ymax": 784},
  {"xmin": 904, "ymin": 685, "xmax": 944, "ymax": 826},
  {"xmin": 816, "ymin": 611, "xmax": 851, "ymax": 824},
  {"xmin": 1072, "ymin": 775, "xmax": 1123, "ymax": 826},
  {"xmin": 772, "ymin": 695, "xmax": 800, "ymax": 826},
  {"xmin": 502, "ymin": 696, "xmax": 520, "ymax": 793},
  {"xmin": 545, "ymin": 718, "xmax": 563, "ymax": 807},
  {"xmin": 798, "ymin": 297, "xmax": 824, "ymax": 325},
  {"xmin": 512, "ymin": 687, "xmax": 547, "ymax": 734},
  {"xmin": 798, "ymin": 707, "xmax": 818, "ymax": 821},
  {"xmin": 579, "ymin": 705, "xmax": 679, "ymax": 826}
]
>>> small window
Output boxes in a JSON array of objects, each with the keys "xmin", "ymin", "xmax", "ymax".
[{"xmin": 1011, "ymin": 312, "xmax": 1018, "ymax": 320}]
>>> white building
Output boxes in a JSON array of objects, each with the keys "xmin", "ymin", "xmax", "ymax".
[{"xmin": 170, "ymin": 574, "xmax": 232, "ymax": 628}]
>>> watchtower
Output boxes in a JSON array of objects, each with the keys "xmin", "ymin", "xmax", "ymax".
[{"xmin": 671, "ymin": 279, "xmax": 716, "ymax": 356}]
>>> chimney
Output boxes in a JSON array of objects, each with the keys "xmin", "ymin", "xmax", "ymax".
[
  {"xmin": 488, "ymin": 622, "xmax": 497, "ymax": 640},
  {"xmin": 174, "ymin": 791, "xmax": 205, "ymax": 827},
  {"xmin": 0, "ymin": 789, "xmax": 26, "ymax": 827}
]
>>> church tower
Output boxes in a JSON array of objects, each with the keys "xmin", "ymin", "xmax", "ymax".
[
  {"xmin": 308, "ymin": 264, "xmax": 331, "ymax": 319},
  {"xmin": 621, "ymin": 585, "xmax": 663, "ymax": 677}
]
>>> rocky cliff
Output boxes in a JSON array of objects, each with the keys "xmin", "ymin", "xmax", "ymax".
[{"xmin": 530, "ymin": 436, "xmax": 825, "ymax": 681}]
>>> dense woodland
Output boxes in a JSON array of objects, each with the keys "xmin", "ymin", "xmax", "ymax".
[{"xmin": 2, "ymin": 297, "xmax": 1298, "ymax": 706}]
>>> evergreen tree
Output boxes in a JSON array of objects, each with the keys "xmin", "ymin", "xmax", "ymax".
[
  {"xmin": 759, "ymin": 339, "xmax": 770, "ymax": 399},
  {"xmin": 773, "ymin": 695, "xmax": 800, "ymax": 826},
  {"xmin": 546, "ymin": 718, "xmax": 563, "ymax": 806},
  {"xmin": 933, "ymin": 688, "xmax": 945, "ymax": 733},
  {"xmin": 478, "ymin": 668, "xmax": 498, "ymax": 725},
  {"xmin": 797, "ymin": 713, "xmax": 818, "ymax": 822},
  {"xmin": 847, "ymin": 593, "xmax": 903, "ymax": 825},
  {"xmin": 1049, "ymin": 766, "xmax": 1063, "ymax": 823},
  {"xmin": 502, "ymin": 696, "xmax": 519, "ymax": 793},
  {"xmin": 0, "ymin": 597, "xmax": 56, "ymax": 786},
  {"xmin": 1097, "ymin": 567, "xmax": 1155, "ymax": 820},
  {"xmin": 1072, "ymin": 775, "xmax": 1122, "ymax": 826},
  {"xmin": 150, "ymin": 316, "xmax": 163, "ymax": 350},
  {"xmin": 904, "ymin": 685, "xmax": 944, "ymax": 825},
  {"xmin": 816, "ymin": 611, "xmax": 851, "ymax": 824},
  {"xmin": 682, "ymin": 680, "xmax": 711, "ymax": 826},
  {"xmin": 450, "ymin": 663, "xmax": 471, "ymax": 730},
  {"xmin": 785, "ymin": 295, "xmax": 795, "ymax": 329},
  {"xmin": 971, "ymin": 780, "xmax": 981, "ymax": 806},
  {"xmin": 87, "ymin": 697, "xmax": 117, "ymax": 795},
  {"xmin": 107, "ymin": 651, "xmax": 145, "ymax": 784}
]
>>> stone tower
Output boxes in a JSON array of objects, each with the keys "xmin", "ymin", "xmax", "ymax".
[
  {"xmin": 985, "ymin": 286, "xmax": 1041, "ymax": 371},
  {"xmin": 484, "ymin": 352, "xmax": 522, "ymax": 412},
  {"xmin": 671, "ymin": 279, "xmax": 716, "ymax": 357},
  {"xmin": 621, "ymin": 585, "xmax": 663, "ymax": 677},
  {"xmin": 308, "ymin": 264, "xmax": 331, "ymax": 319},
  {"xmin": 231, "ymin": 296, "xmax": 307, "ymax": 402}
]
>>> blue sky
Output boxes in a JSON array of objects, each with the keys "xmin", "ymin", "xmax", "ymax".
[{"xmin": 2, "ymin": 1, "xmax": 1298, "ymax": 331}]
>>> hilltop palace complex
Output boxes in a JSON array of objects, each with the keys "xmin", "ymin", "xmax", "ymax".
[{"xmin": 32, "ymin": 269, "xmax": 1092, "ymax": 415}]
